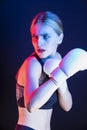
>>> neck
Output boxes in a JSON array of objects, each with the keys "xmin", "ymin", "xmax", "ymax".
[{"xmin": 41, "ymin": 53, "xmax": 58, "ymax": 63}]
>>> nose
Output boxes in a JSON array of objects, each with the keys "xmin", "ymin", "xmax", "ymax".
[{"xmin": 37, "ymin": 36, "xmax": 44, "ymax": 47}]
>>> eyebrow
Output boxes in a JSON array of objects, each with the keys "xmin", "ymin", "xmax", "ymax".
[
  {"xmin": 32, "ymin": 32, "xmax": 51, "ymax": 36},
  {"xmin": 40, "ymin": 33, "xmax": 48, "ymax": 35}
]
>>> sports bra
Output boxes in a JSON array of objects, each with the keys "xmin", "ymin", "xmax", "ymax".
[{"xmin": 16, "ymin": 53, "xmax": 58, "ymax": 109}]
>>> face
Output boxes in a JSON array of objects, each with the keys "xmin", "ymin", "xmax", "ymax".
[{"xmin": 31, "ymin": 23, "xmax": 62, "ymax": 58}]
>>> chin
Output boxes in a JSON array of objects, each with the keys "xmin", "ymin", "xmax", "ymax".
[
  {"xmin": 38, "ymin": 54, "xmax": 49, "ymax": 59},
  {"xmin": 38, "ymin": 55, "xmax": 46, "ymax": 59},
  {"xmin": 36, "ymin": 52, "xmax": 48, "ymax": 58}
]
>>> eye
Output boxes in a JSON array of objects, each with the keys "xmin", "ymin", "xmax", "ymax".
[{"xmin": 43, "ymin": 34, "xmax": 50, "ymax": 40}]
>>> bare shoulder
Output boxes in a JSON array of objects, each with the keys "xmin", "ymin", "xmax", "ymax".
[
  {"xmin": 26, "ymin": 55, "xmax": 42, "ymax": 77},
  {"xmin": 16, "ymin": 55, "xmax": 42, "ymax": 86}
]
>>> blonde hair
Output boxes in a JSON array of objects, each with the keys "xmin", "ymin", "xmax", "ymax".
[{"xmin": 30, "ymin": 11, "xmax": 63, "ymax": 35}]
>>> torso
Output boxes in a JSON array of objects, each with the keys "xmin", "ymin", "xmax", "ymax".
[
  {"xmin": 16, "ymin": 52, "xmax": 62, "ymax": 130},
  {"xmin": 18, "ymin": 107, "xmax": 53, "ymax": 130}
]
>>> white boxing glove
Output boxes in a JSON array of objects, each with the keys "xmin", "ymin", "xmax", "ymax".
[
  {"xmin": 59, "ymin": 48, "xmax": 87, "ymax": 76},
  {"xmin": 43, "ymin": 58, "xmax": 61, "ymax": 77},
  {"xmin": 43, "ymin": 58, "xmax": 68, "ymax": 93},
  {"xmin": 50, "ymin": 48, "xmax": 87, "ymax": 87}
]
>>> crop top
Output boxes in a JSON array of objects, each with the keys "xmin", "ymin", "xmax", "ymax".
[{"xmin": 16, "ymin": 53, "xmax": 58, "ymax": 109}]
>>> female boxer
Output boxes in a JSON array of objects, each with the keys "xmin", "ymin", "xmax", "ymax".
[{"xmin": 15, "ymin": 11, "xmax": 87, "ymax": 130}]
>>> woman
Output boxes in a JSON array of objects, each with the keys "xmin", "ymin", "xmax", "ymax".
[{"xmin": 15, "ymin": 11, "xmax": 73, "ymax": 130}]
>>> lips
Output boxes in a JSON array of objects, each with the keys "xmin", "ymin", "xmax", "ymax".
[{"xmin": 37, "ymin": 49, "xmax": 46, "ymax": 53}]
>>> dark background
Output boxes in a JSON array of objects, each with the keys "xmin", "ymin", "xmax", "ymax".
[{"xmin": 0, "ymin": 0, "xmax": 87, "ymax": 130}]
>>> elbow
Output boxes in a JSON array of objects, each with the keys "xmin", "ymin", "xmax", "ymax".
[
  {"xmin": 28, "ymin": 106, "xmax": 36, "ymax": 113},
  {"xmin": 64, "ymin": 102, "xmax": 73, "ymax": 112},
  {"xmin": 64, "ymin": 106, "xmax": 72, "ymax": 112},
  {"xmin": 59, "ymin": 98, "xmax": 73, "ymax": 112},
  {"xmin": 24, "ymin": 96, "xmax": 37, "ymax": 113},
  {"xmin": 25, "ymin": 101, "xmax": 37, "ymax": 113},
  {"xmin": 25, "ymin": 95, "xmax": 42, "ymax": 113},
  {"xmin": 26, "ymin": 106, "xmax": 33, "ymax": 113}
]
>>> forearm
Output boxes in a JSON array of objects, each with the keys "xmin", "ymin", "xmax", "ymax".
[
  {"xmin": 58, "ymin": 88, "xmax": 73, "ymax": 111},
  {"xmin": 26, "ymin": 48, "xmax": 87, "ymax": 112},
  {"xmin": 25, "ymin": 69, "xmax": 68, "ymax": 112},
  {"xmin": 25, "ymin": 79, "xmax": 58, "ymax": 112}
]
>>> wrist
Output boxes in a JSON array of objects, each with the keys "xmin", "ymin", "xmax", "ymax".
[{"xmin": 50, "ymin": 68, "xmax": 68, "ymax": 88}]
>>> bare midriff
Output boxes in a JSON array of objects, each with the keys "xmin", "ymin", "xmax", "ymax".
[{"xmin": 17, "ymin": 107, "xmax": 53, "ymax": 130}]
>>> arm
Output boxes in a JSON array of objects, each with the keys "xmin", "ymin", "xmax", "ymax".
[
  {"xmin": 43, "ymin": 55, "xmax": 73, "ymax": 111},
  {"xmin": 24, "ymin": 57, "xmax": 58, "ymax": 113},
  {"xmin": 24, "ymin": 48, "xmax": 87, "ymax": 113},
  {"xmin": 58, "ymin": 81, "xmax": 72, "ymax": 111}
]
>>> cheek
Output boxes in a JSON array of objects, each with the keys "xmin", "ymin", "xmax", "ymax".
[
  {"xmin": 49, "ymin": 44, "xmax": 57, "ymax": 52},
  {"xmin": 47, "ymin": 46, "xmax": 54, "ymax": 52},
  {"xmin": 32, "ymin": 39, "xmax": 37, "ymax": 45},
  {"xmin": 32, "ymin": 43, "xmax": 36, "ymax": 49},
  {"xmin": 47, "ymin": 41, "xmax": 56, "ymax": 49}
]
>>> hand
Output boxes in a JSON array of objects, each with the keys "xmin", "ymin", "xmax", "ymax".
[{"xmin": 50, "ymin": 48, "xmax": 87, "ymax": 86}]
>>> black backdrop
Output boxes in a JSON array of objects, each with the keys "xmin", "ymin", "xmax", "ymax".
[{"xmin": 0, "ymin": 0, "xmax": 87, "ymax": 130}]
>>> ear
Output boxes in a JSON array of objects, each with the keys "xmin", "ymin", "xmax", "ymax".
[{"xmin": 58, "ymin": 33, "xmax": 64, "ymax": 44}]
